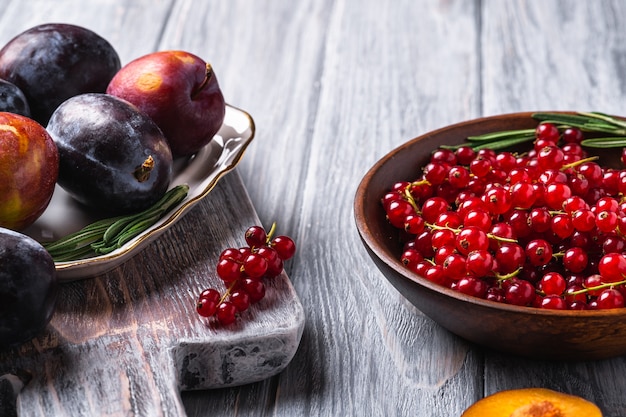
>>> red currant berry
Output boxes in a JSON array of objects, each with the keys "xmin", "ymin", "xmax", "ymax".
[
  {"xmin": 448, "ymin": 166, "xmax": 470, "ymax": 188},
  {"xmin": 504, "ymin": 279, "xmax": 535, "ymax": 306},
  {"xmin": 424, "ymin": 264, "xmax": 446, "ymax": 285},
  {"xmin": 528, "ymin": 207, "xmax": 552, "ymax": 233},
  {"xmin": 481, "ymin": 187, "xmax": 512, "ymax": 215},
  {"xmin": 431, "ymin": 148, "xmax": 457, "ymax": 165},
  {"xmin": 535, "ymin": 122, "xmax": 560, "ymax": 142},
  {"xmin": 595, "ymin": 210, "xmax": 618, "ymax": 233},
  {"xmin": 216, "ymin": 301, "xmax": 238, "ymax": 325},
  {"xmin": 596, "ymin": 196, "xmax": 619, "ymax": 212},
  {"xmin": 551, "ymin": 213, "xmax": 574, "ymax": 239},
  {"xmin": 421, "ymin": 197, "xmax": 449, "ymax": 223},
  {"xmin": 537, "ymin": 146, "xmax": 565, "ymax": 170},
  {"xmin": 562, "ymin": 127, "xmax": 584, "ymax": 143},
  {"xmin": 455, "ymin": 146, "xmax": 476, "ymax": 165},
  {"xmin": 602, "ymin": 234, "xmax": 626, "ymax": 255},
  {"xmin": 217, "ymin": 258, "xmax": 243, "ymax": 283},
  {"xmin": 539, "ymin": 294, "xmax": 567, "ymax": 310},
  {"xmin": 385, "ymin": 200, "xmax": 415, "ymax": 228},
  {"xmin": 562, "ymin": 196, "xmax": 588, "ymax": 213},
  {"xmin": 562, "ymin": 247, "xmax": 588, "ymax": 273},
  {"xmin": 431, "ymin": 229, "xmax": 456, "ymax": 250},
  {"xmin": 564, "ymin": 284, "xmax": 588, "ymax": 305},
  {"xmin": 196, "ymin": 288, "xmax": 221, "ymax": 317},
  {"xmin": 413, "ymin": 261, "xmax": 431, "ymax": 277},
  {"xmin": 525, "ymin": 239, "xmax": 553, "ymax": 267},
  {"xmin": 404, "ymin": 214, "xmax": 425, "ymax": 235},
  {"xmin": 470, "ymin": 158, "xmax": 492, "ymax": 178},
  {"xmin": 509, "ymin": 182, "xmax": 537, "ymax": 209},
  {"xmin": 598, "ymin": 253, "xmax": 626, "ymax": 283},
  {"xmin": 414, "ymin": 231, "xmax": 435, "ymax": 258},
  {"xmin": 488, "ymin": 223, "xmax": 516, "ymax": 251},
  {"xmin": 539, "ymin": 272, "xmax": 566, "ymax": 295},
  {"xmin": 242, "ymin": 278, "xmax": 266, "ymax": 302},
  {"xmin": 466, "ymin": 250, "xmax": 494, "ymax": 277},
  {"xmin": 434, "ymin": 245, "xmax": 457, "ymax": 265},
  {"xmin": 230, "ymin": 291, "xmax": 251, "ymax": 312},
  {"xmin": 486, "ymin": 286, "xmax": 505, "ymax": 303},
  {"xmin": 596, "ymin": 288, "xmax": 625, "ymax": 309},
  {"xmin": 577, "ymin": 162, "xmax": 603, "ymax": 186},
  {"xmin": 272, "ymin": 235, "xmax": 296, "ymax": 260},
  {"xmin": 544, "ymin": 183, "xmax": 572, "ymax": 210},
  {"xmin": 583, "ymin": 274, "xmax": 605, "ymax": 297},
  {"xmin": 219, "ymin": 247, "xmax": 245, "ymax": 262},
  {"xmin": 423, "ymin": 162, "xmax": 449, "ymax": 185},
  {"xmin": 571, "ymin": 209, "xmax": 596, "ymax": 232},
  {"xmin": 257, "ymin": 246, "xmax": 284, "ymax": 277},
  {"xmin": 455, "ymin": 276, "xmax": 488, "ymax": 298},
  {"xmin": 456, "ymin": 226, "xmax": 489, "ymax": 255},
  {"xmin": 463, "ymin": 209, "xmax": 492, "ymax": 230},
  {"xmin": 242, "ymin": 253, "xmax": 269, "ymax": 279},
  {"xmin": 435, "ymin": 211, "xmax": 463, "ymax": 229},
  {"xmin": 495, "ymin": 243, "xmax": 526, "ymax": 274},
  {"xmin": 506, "ymin": 210, "xmax": 532, "ymax": 239},
  {"xmin": 442, "ymin": 253, "xmax": 467, "ymax": 280},
  {"xmin": 245, "ymin": 225, "xmax": 267, "ymax": 248}
]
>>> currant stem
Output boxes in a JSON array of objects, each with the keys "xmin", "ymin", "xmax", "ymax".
[
  {"xmin": 266, "ymin": 222, "xmax": 277, "ymax": 242},
  {"xmin": 560, "ymin": 155, "xmax": 600, "ymax": 170},
  {"xmin": 219, "ymin": 280, "xmax": 239, "ymax": 304},
  {"xmin": 568, "ymin": 278, "xmax": 626, "ymax": 296},
  {"xmin": 425, "ymin": 221, "xmax": 518, "ymax": 243},
  {"xmin": 495, "ymin": 268, "xmax": 522, "ymax": 281},
  {"xmin": 402, "ymin": 185, "xmax": 421, "ymax": 213}
]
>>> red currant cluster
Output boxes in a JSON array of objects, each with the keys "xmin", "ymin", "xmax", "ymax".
[
  {"xmin": 196, "ymin": 224, "xmax": 296, "ymax": 324},
  {"xmin": 384, "ymin": 123, "xmax": 626, "ymax": 310}
]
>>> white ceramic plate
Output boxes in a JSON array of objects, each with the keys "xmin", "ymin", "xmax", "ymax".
[{"xmin": 23, "ymin": 104, "xmax": 255, "ymax": 282}]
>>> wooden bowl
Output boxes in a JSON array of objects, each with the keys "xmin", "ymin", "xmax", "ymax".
[{"xmin": 354, "ymin": 112, "xmax": 626, "ymax": 361}]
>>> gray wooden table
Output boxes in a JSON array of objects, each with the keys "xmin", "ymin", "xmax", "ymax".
[{"xmin": 1, "ymin": 0, "xmax": 626, "ymax": 416}]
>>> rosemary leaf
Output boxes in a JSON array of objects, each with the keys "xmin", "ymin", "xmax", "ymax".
[
  {"xmin": 43, "ymin": 219, "xmax": 119, "ymax": 254},
  {"xmin": 44, "ymin": 184, "xmax": 189, "ymax": 262},
  {"xmin": 579, "ymin": 137, "xmax": 626, "ymax": 148},
  {"xmin": 470, "ymin": 134, "xmax": 535, "ymax": 150},
  {"xmin": 467, "ymin": 128, "xmax": 535, "ymax": 142}
]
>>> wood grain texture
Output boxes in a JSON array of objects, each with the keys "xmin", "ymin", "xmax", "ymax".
[
  {"xmin": 0, "ymin": 169, "xmax": 304, "ymax": 416},
  {"xmin": 2, "ymin": 0, "xmax": 626, "ymax": 416},
  {"xmin": 0, "ymin": 2, "xmax": 304, "ymax": 416},
  {"xmin": 178, "ymin": 0, "xmax": 484, "ymax": 416}
]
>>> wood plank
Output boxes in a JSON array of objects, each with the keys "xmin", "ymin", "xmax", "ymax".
[
  {"xmin": 481, "ymin": 0, "xmax": 626, "ymax": 117},
  {"xmin": 0, "ymin": 169, "xmax": 305, "ymax": 416},
  {"xmin": 481, "ymin": 1, "xmax": 626, "ymax": 416},
  {"xmin": 0, "ymin": 1, "xmax": 304, "ymax": 416},
  {"xmin": 171, "ymin": 0, "xmax": 485, "ymax": 415},
  {"xmin": 0, "ymin": 0, "xmax": 175, "ymax": 65}
]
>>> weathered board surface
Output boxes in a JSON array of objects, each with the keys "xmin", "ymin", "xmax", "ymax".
[
  {"xmin": 0, "ymin": 166, "xmax": 305, "ymax": 416},
  {"xmin": 2, "ymin": 0, "xmax": 626, "ymax": 416}
]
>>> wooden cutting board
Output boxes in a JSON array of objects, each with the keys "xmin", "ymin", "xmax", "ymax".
[{"xmin": 0, "ymin": 170, "xmax": 305, "ymax": 417}]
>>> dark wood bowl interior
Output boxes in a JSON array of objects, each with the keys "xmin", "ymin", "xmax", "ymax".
[{"xmin": 354, "ymin": 112, "xmax": 626, "ymax": 360}]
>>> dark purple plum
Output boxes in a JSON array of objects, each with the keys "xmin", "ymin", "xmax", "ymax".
[
  {"xmin": 0, "ymin": 79, "xmax": 30, "ymax": 116},
  {"xmin": 46, "ymin": 93, "xmax": 173, "ymax": 214},
  {"xmin": 0, "ymin": 23, "xmax": 121, "ymax": 125},
  {"xmin": 0, "ymin": 227, "xmax": 57, "ymax": 350}
]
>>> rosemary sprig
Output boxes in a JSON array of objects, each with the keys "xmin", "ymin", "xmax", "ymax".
[
  {"xmin": 441, "ymin": 111, "xmax": 626, "ymax": 150},
  {"xmin": 43, "ymin": 184, "xmax": 189, "ymax": 262}
]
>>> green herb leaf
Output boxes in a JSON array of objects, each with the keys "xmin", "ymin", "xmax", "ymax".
[
  {"xmin": 467, "ymin": 128, "xmax": 535, "ymax": 142},
  {"xmin": 42, "ymin": 184, "xmax": 189, "ymax": 262},
  {"xmin": 579, "ymin": 137, "xmax": 626, "ymax": 148}
]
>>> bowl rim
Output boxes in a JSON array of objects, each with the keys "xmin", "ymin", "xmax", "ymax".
[{"xmin": 354, "ymin": 110, "xmax": 626, "ymax": 318}]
